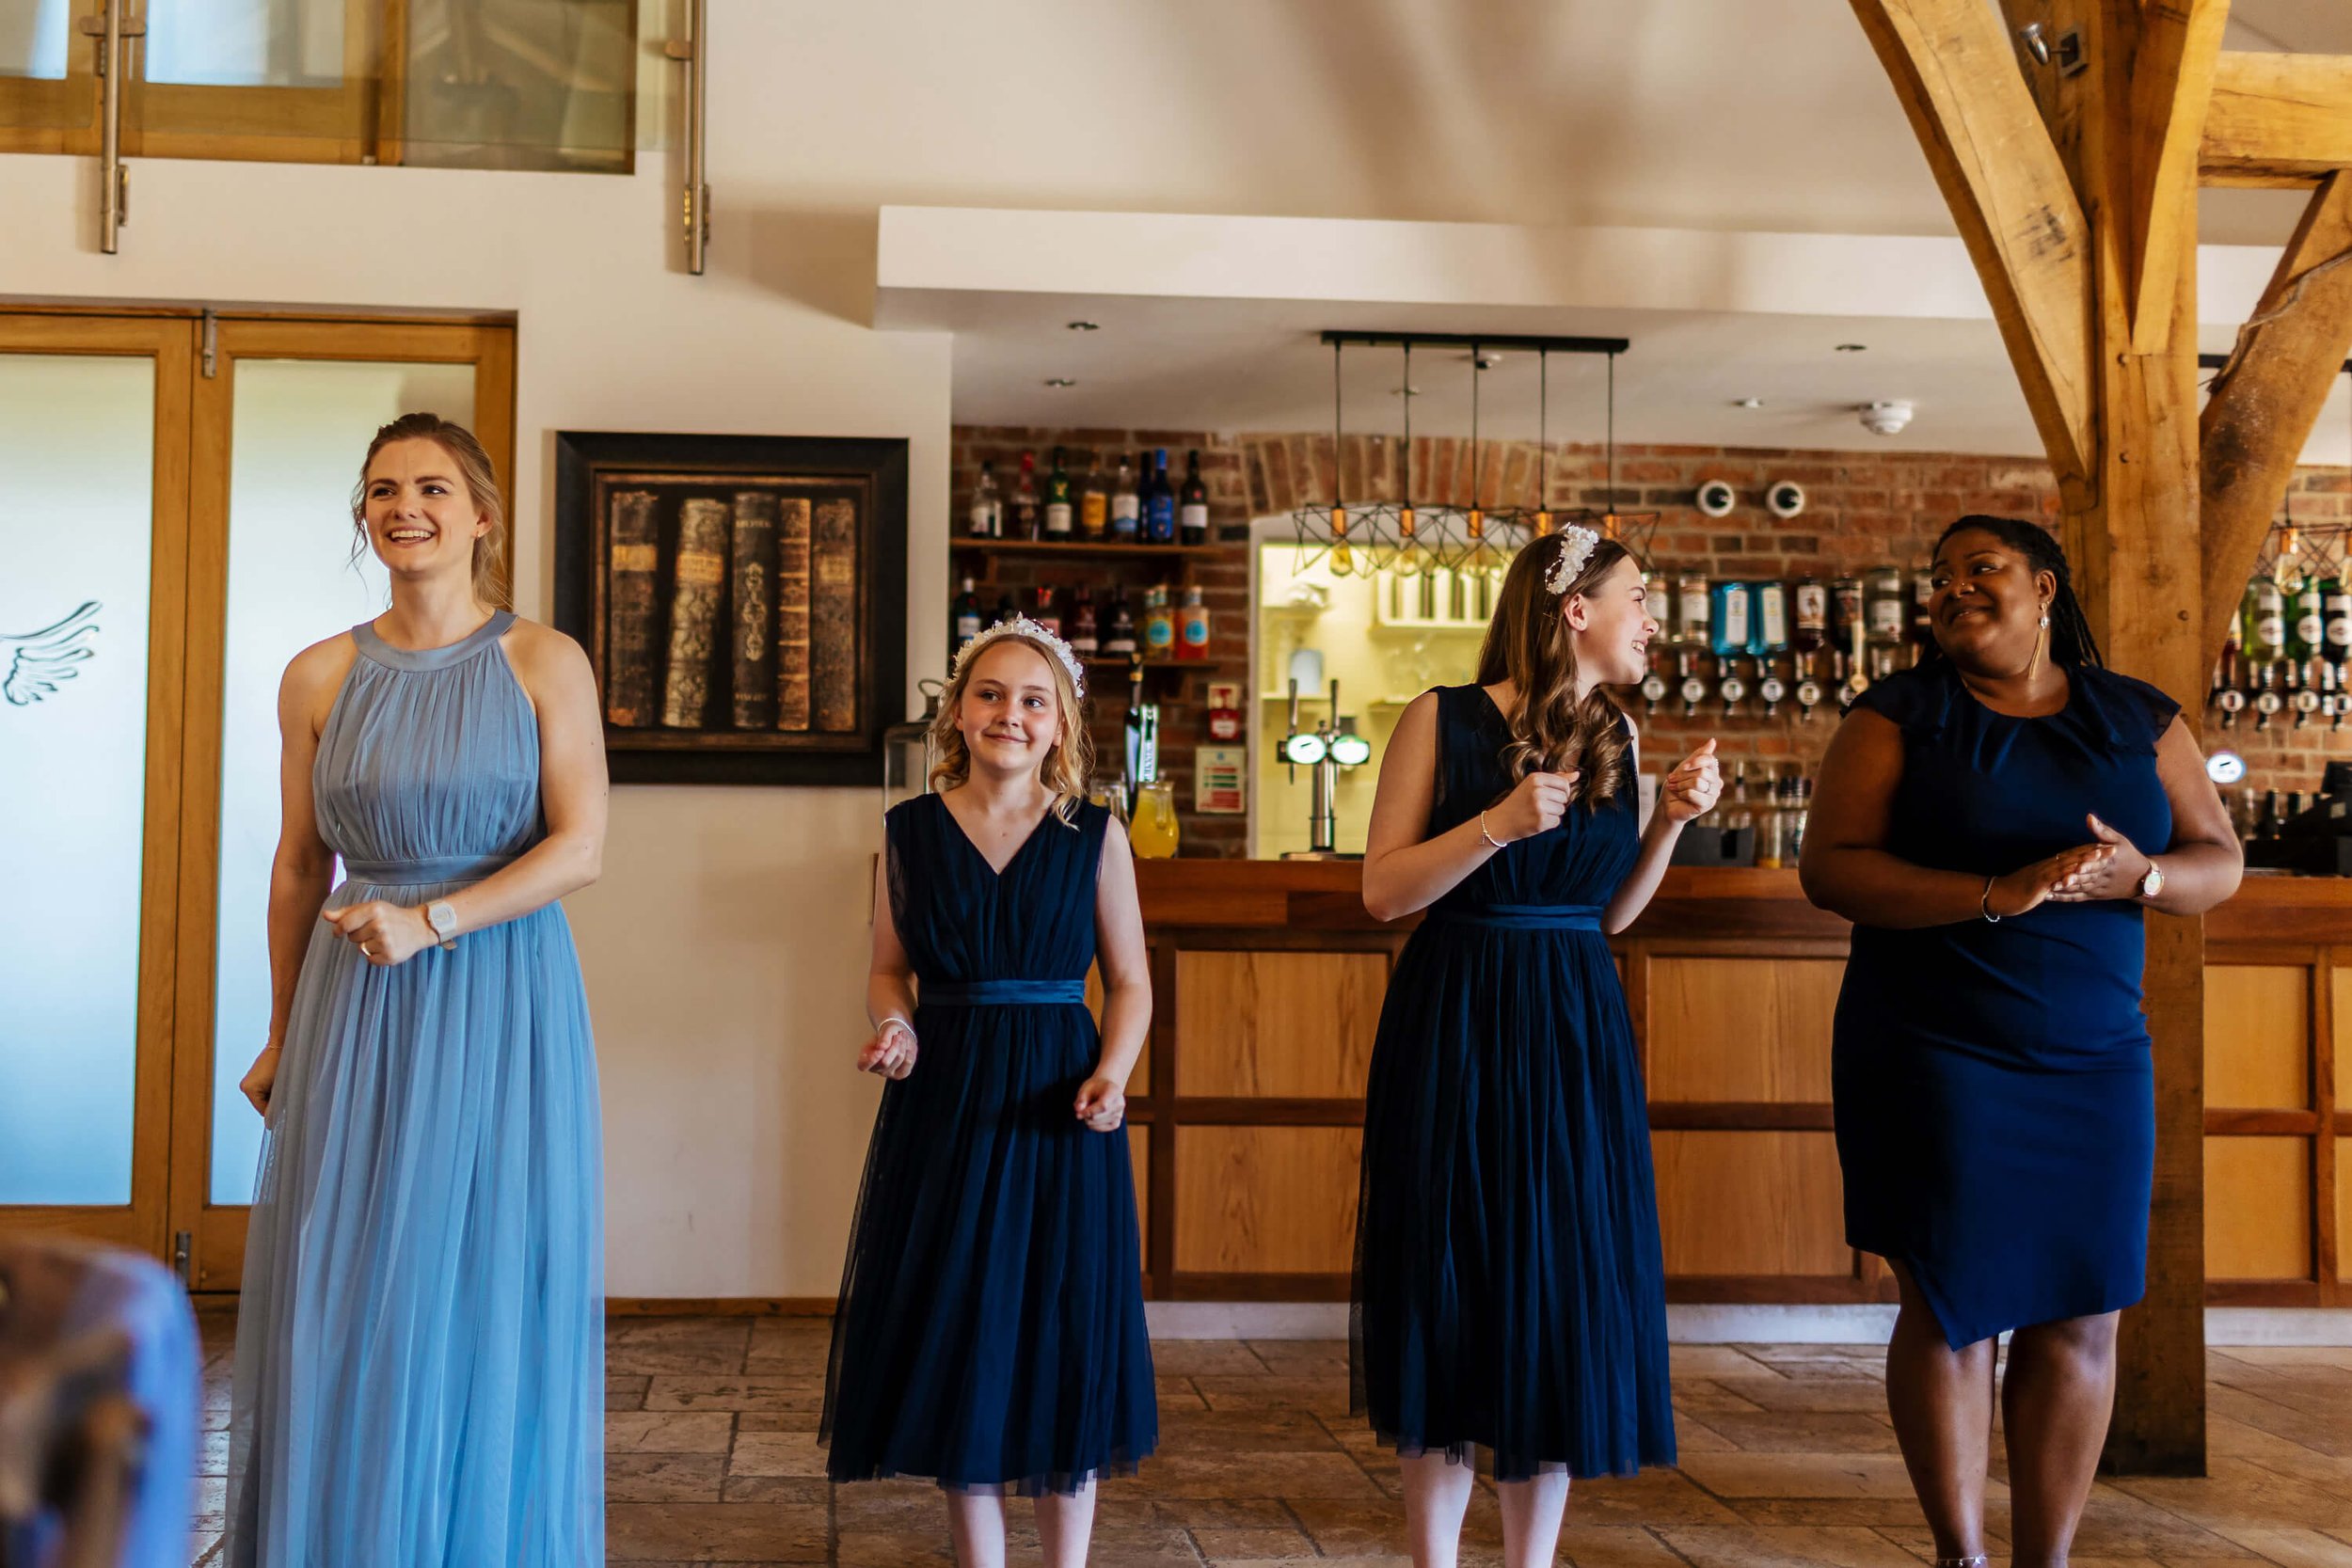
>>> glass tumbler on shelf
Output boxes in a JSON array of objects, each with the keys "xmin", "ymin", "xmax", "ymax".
[
  {"xmin": 1129, "ymin": 778, "xmax": 1181, "ymax": 859},
  {"xmin": 1089, "ymin": 773, "xmax": 1130, "ymax": 826}
]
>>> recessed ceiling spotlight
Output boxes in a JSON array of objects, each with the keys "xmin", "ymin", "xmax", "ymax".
[
  {"xmin": 1066, "ymin": 321, "xmax": 1100, "ymax": 331},
  {"xmin": 1043, "ymin": 377, "xmax": 1076, "ymax": 388},
  {"xmin": 1732, "ymin": 397, "xmax": 1764, "ymax": 409},
  {"xmin": 1835, "ymin": 342, "xmax": 1867, "ymax": 353}
]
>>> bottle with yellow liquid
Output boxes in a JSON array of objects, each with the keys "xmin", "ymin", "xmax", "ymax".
[{"xmin": 1128, "ymin": 778, "xmax": 1181, "ymax": 860}]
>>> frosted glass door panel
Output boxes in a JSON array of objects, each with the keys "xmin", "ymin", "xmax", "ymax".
[
  {"xmin": 0, "ymin": 1, "xmax": 71, "ymax": 80},
  {"xmin": 0, "ymin": 355, "xmax": 157, "ymax": 1205},
  {"xmin": 210, "ymin": 360, "xmax": 475, "ymax": 1204},
  {"xmin": 145, "ymin": 0, "xmax": 347, "ymax": 88}
]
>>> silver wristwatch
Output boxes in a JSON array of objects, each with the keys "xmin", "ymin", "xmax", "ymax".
[{"xmin": 424, "ymin": 900, "xmax": 459, "ymax": 950}]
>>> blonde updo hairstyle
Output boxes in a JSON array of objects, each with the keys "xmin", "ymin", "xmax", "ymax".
[
  {"xmin": 1472, "ymin": 531, "xmax": 1636, "ymax": 805},
  {"xmin": 928, "ymin": 633, "xmax": 1094, "ymax": 823},
  {"xmin": 350, "ymin": 411, "xmax": 511, "ymax": 610}
]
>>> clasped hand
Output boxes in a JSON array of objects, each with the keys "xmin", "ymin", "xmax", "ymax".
[
  {"xmin": 1988, "ymin": 814, "xmax": 2152, "ymax": 917},
  {"xmin": 323, "ymin": 900, "xmax": 436, "ymax": 966}
]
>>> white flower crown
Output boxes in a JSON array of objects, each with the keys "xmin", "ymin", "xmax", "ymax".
[
  {"xmin": 953, "ymin": 615, "xmax": 1088, "ymax": 699},
  {"xmin": 1544, "ymin": 524, "xmax": 1603, "ymax": 595}
]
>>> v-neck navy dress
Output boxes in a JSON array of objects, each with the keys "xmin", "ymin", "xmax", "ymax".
[
  {"xmin": 1833, "ymin": 659, "xmax": 2179, "ymax": 1349},
  {"xmin": 820, "ymin": 793, "xmax": 1156, "ymax": 1495}
]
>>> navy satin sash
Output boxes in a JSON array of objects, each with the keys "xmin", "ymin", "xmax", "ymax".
[
  {"xmin": 922, "ymin": 979, "xmax": 1089, "ymax": 1007},
  {"xmin": 1428, "ymin": 902, "xmax": 1604, "ymax": 932}
]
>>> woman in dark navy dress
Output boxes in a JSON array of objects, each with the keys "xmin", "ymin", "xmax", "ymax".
[
  {"xmin": 1801, "ymin": 516, "xmax": 2241, "ymax": 1568},
  {"xmin": 1355, "ymin": 531, "xmax": 1722, "ymax": 1568},
  {"xmin": 821, "ymin": 619, "xmax": 1155, "ymax": 1568}
]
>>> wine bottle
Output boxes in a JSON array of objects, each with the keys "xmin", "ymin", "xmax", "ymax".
[
  {"xmin": 1043, "ymin": 446, "xmax": 1074, "ymax": 537},
  {"xmin": 1179, "ymin": 450, "xmax": 1209, "ymax": 546}
]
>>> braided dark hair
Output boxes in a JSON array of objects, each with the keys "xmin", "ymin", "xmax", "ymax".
[{"xmin": 1918, "ymin": 515, "xmax": 2104, "ymax": 671}]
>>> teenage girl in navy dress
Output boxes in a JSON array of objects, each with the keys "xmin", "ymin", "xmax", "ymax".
[
  {"xmin": 821, "ymin": 618, "xmax": 1155, "ymax": 1568},
  {"xmin": 1801, "ymin": 516, "xmax": 2241, "ymax": 1568},
  {"xmin": 1356, "ymin": 529, "xmax": 1722, "ymax": 1568}
]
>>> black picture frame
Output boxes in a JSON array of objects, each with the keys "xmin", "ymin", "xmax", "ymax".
[{"xmin": 553, "ymin": 430, "xmax": 908, "ymax": 786}]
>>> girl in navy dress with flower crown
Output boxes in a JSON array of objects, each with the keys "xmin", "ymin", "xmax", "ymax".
[
  {"xmin": 1355, "ymin": 529, "xmax": 1722, "ymax": 1568},
  {"xmin": 821, "ymin": 617, "xmax": 1155, "ymax": 1568}
]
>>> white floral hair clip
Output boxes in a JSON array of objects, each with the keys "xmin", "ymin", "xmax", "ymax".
[
  {"xmin": 1544, "ymin": 524, "xmax": 1602, "ymax": 596},
  {"xmin": 953, "ymin": 615, "xmax": 1088, "ymax": 698}
]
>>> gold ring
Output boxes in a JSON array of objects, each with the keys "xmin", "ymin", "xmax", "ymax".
[{"xmin": 361, "ymin": 942, "xmax": 373, "ymax": 958}]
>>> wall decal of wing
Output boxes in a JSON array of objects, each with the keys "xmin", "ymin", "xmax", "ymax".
[{"xmin": 3, "ymin": 601, "xmax": 102, "ymax": 706}]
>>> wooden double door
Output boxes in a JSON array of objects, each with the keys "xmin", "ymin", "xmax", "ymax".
[{"xmin": 0, "ymin": 309, "xmax": 512, "ymax": 1292}]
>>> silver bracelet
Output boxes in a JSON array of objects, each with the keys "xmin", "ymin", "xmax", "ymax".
[
  {"xmin": 1479, "ymin": 810, "xmax": 1509, "ymax": 851},
  {"xmin": 1979, "ymin": 876, "xmax": 2001, "ymax": 924}
]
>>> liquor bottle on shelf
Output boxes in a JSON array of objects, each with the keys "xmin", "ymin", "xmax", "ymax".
[
  {"xmin": 1675, "ymin": 574, "xmax": 1711, "ymax": 650},
  {"xmin": 1079, "ymin": 450, "xmax": 1109, "ymax": 539},
  {"xmin": 1141, "ymin": 584, "xmax": 1176, "ymax": 658},
  {"xmin": 2210, "ymin": 618, "xmax": 2244, "ymax": 711},
  {"xmin": 2289, "ymin": 574, "xmax": 2324, "ymax": 665},
  {"xmin": 1031, "ymin": 584, "xmax": 1063, "ymax": 638},
  {"xmin": 1176, "ymin": 584, "xmax": 1211, "ymax": 660},
  {"xmin": 1721, "ymin": 764, "xmax": 1755, "ymax": 849},
  {"xmin": 1143, "ymin": 449, "xmax": 1177, "ymax": 543},
  {"xmin": 1067, "ymin": 587, "xmax": 1100, "ymax": 657},
  {"xmin": 2325, "ymin": 577, "xmax": 2352, "ymax": 670},
  {"xmin": 1179, "ymin": 450, "xmax": 1210, "ymax": 546},
  {"xmin": 2251, "ymin": 789, "xmax": 2283, "ymax": 862},
  {"xmin": 1788, "ymin": 775, "xmax": 1813, "ymax": 861},
  {"xmin": 1792, "ymin": 578, "xmax": 1829, "ymax": 661},
  {"xmin": 1709, "ymin": 579, "xmax": 1753, "ymax": 716},
  {"xmin": 1907, "ymin": 570, "xmax": 1936, "ymax": 664},
  {"xmin": 1101, "ymin": 590, "xmax": 1137, "ymax": 657},
  {"xmin": 1754, "ymin": 768, "xmax": 1788, "ymax": 870},
  {"xmin": 1865, "ymin": 565, "xmax": 1906, "ymax": 652},
  {"xmin": 1009, "ymin": 451, "xmax": 1041, "ymax": 541},
  {"xmin": 1752, "ymin": 579, "xmax": 1790, "ymax": 661},
  {"xmin": 967, "ymin": 461, "xmax": 1003, "ymax": 538},
  {"xmin": 993, "ymin": 588, "xmax": 1019, "ymax": 627},
  {"xmin": 950, "ymin": 576, "xmax": 983, "ymax": 663},
  {"xmin": 1108, "ymin": 453, "xmax": 1141, "ymax": 542},
  {"xmin": 2241, "ymin": 566, "xmax": 2286, "ymax": 670},
  {"xmin": 1042, "ymin": 447, "xmax": 1074, "ymax": 538},
  {"xmin": 1831, "ymin": 576, "xmax": 1867, "ymax": 650}
]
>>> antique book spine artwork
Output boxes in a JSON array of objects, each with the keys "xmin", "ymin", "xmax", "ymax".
[
  {"xmin": 809, "ymin": 497, "xmax": 860, "ymax": 733},
  {"xmin": 773, "ymin": 498, "xmax": 813, "ymax": 731},
  {"xmin": 605, "ymin": 489, "xmax": 662, "ymax": 726},
  {"xmin": 729, "ymin": 492, "xmax": 780, "ymax": 729},
  {"xmin": 660, "ymin": 497, "xmax": 730, "ymax": 728}
]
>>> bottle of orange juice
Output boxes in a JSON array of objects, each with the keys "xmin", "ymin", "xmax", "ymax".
[{"xmin": 1129, "ymin": 778, "xmax": 1180, "ymax": 859}]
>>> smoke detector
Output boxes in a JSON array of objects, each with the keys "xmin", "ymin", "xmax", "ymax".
[{"xmin": 1857, "ymin": 400, "xmax": 1914, "ymax": 436}]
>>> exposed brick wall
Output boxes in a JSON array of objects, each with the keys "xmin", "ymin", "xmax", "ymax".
[{"xmin": 953, "ymin": 426, "xmax": 2349, "ymax": 852}]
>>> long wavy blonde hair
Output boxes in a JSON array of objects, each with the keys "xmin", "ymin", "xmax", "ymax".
[
  {"xmin": 1472, "ymin": 531, "xmax": 1636, "ymax": 805},
  {"xmin": 928, "ymin": 633, "xmax": 1093, "ymax": 821}
]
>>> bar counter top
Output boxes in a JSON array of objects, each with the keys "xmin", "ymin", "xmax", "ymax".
[{"xmin": 1134, "ymin": 859, "xmax": 2352, "ymax": 942}]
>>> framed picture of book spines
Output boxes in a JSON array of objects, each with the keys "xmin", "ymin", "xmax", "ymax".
[{"xmin": 553, "ymin": 432, "xmax": 908, "ymax": 785}]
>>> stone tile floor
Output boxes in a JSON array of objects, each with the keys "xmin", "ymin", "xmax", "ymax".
[{"xmin": 189, "ymin": 1312, "xmax": 2352, "ymax": 1565}]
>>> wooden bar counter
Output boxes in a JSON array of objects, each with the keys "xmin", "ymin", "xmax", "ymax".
[{"xmin": 1120, "ymin": 862, "xmax": 2352, "ymax": 1307}]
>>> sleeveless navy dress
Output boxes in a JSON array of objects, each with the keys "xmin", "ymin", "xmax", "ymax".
[
  {"xmin": 1353, "ymin": 685, "xmax": 1676, "ymax": 1481},
  {"xmin": 821, "ymin": 794, "xmax": 1156, "ymax": 1494},
  {"xmin": 1833, "ymin": 659, "xmax": 2178, "ymax": 1348}
]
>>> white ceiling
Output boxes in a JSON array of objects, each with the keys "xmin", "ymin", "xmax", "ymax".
[{"xmin": 905, "ymin": 2, "xmax": 2352, "ymax": 463}]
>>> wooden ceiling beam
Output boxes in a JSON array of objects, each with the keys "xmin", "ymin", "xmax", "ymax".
[
  {"xmin": 2124, "ymin": 0, "xmax": 2232, "ymax": 351},
  {"xmin": 2200, "ymin": 170, "xmax": 2352, "ymax": 656},
  {"xmin": 1849, "ymin": 0, "xmax": 2097, "ymax": 497},
  {"xmin": 2201, "ymin": 51, "xmax": 2352, "ymax": 186}
]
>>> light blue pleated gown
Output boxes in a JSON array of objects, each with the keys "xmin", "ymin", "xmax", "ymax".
[{"xmin": 226, "ymin": 611, "xmax": 603, "ymax": 1568}]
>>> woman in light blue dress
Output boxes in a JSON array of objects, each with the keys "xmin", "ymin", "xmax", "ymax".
[{"xmin": 225, "ymin": 413, "xmax": 610, "ymax": 1568}]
